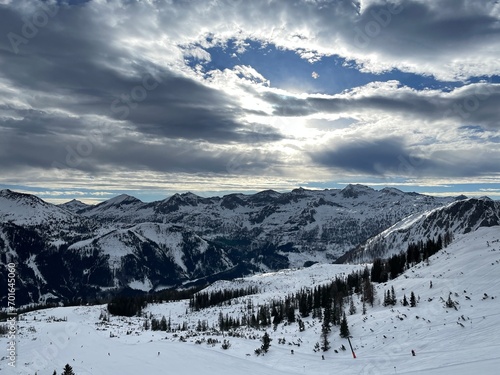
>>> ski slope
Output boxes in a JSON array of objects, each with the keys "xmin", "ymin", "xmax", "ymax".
[{"xmin": 2, "ymin": 226, "xmax": 500, "ymax": 374}]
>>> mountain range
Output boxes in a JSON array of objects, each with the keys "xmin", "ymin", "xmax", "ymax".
[{"xmin": 1, "ymin": 185, "xmax": 498, "ymax": 306}]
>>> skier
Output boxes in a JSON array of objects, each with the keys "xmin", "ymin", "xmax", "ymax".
[{"xmin": 411, "ymin": 349, "xmax": 416, "ymax": 356}]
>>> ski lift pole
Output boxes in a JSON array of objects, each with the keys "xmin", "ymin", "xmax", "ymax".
[{"xmin": 347, "ymin": 336, "xmax": 356, "ymax": 359}]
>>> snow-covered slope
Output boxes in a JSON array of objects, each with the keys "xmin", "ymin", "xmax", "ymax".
[
  {"xmin": 343, "ymin": 197, "xmax": 500, "ymax": 263},
  {"xmin": 78, "ymin": 194, "xmax": 146, "ymax": 222},
  {"xmin": 58, "ymin": 199, "xmax": 89, "ymax": 212},
  {"xmin": 66, "ymin": 222, "xmax": 234, "ymax": 290},
  {"xmin": 0, "ymin": 189, "xmax": 95, "ymax": 251},
  {"xmin": 0, "ymin": 189, "xmax": 80, "ymax": 227},
  {"xmin": 2, "ymin": 226, "xmax": 499, "ymax": 375},
  {"xmin": 78, "ymin": 185, "xmax": 458, "ymax": 263}
]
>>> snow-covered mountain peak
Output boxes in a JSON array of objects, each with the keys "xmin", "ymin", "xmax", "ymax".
[
  {"xmin": 78, "ymin": 194, "xmax": 146, "ymax": 222},
  {"xmin": 340, "ymin": 184, "xmax": 375, "ymax": 198},
  {"xmin": 180, "ymin": 192, "xmax": 202, "ymax": 199},
  {"xmin": 0, "ymin": 188, "xmax": 41, "ymax": 202},
  {"xmin": 58, "ymin": 198, "xmax": 89, "ymax": 212},
  {"xmin": 103, "ymin": 194, "xmax": 142, "ymax": 206},
  {"xmin": 0, "ymin": 188, "xmax": 13, "ymax": 196},
  {"xmin": 244, "ymin": 189, "xmax": 282, "ymax": 206},
  {"xmin": 380, "ymin": 187, "xmax": 405, "ymax": 196},
  {"xmin": 478, "ymin": 196, "xmax": 494, "ymax": 202},
  {"xmin": 342, "ymin": 196, "xmax": 500, "ymax": 262},
  {"xmin": 0, "ymin": 188, "xmax": 79, "ymax": 226}
]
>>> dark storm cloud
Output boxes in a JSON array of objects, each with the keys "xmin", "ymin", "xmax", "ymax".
[
  {"xmin": 310, "ymin": 136, "xmax": 500, "ymax": 178},
  {"xmin": 442, "ymin": 84, "xmax": 500, "ymax": 130},
  {"xmin": 310, "ymin": 137, "xmax": 424, "ymax": 175},
  {"xmin": 347, "ymin": 0, "xmax": 500, "ymax": 74},
  {"xmin": 0, "ymin": 109, "xmax": 103, "ymax": 173},
  {"xmin": 0, "ymin": 106, "xmax": 280, "ymax": 175},
  {"xmin": 89, "ymin": 138, "xmax": 280, "ymax": 175},
  {"xmin": 262, "ymin": 90, "xmax": 439, "ymax": 118},
  {"xmin": 111, "ymin": 74, "xmax": 283, "ymax": 143},
  {"xmin": 0, "ymin": 1, "xmax": 283, "ymax": 176},
  {"xmin": 0, "ymin": 120, "xmax": 280, "ymax": 175}
]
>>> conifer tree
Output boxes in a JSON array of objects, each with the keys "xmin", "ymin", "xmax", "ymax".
[
  {"xmin": 261, "ymin": 332, "xmax": 272, "ymax": 353},
  {"xmin": 383, "ymin": 290, "xmax": 391, "ymax": 306},
  {"xmin": 321, "ymin": 303, "xmax": 332, "ymax": 351},
  {"xmin": 363, "ymin": 278, "xmax": 375, "ymax": 307},
  {"xmin": 62, "ymin": 364, "xmax": 75, "ymax": 375},
  {"xmin": 340, "ymin": 312, "xmax": 350, "ymax": 338},
  {"xmin": 371, "ymin": 258, "xmax": 385, "ymax": 282},
  {"xmin": 160, "ymin": 316, "xmax": 167, "ymax": 331},
  {"xmin": 349, "ymin": 298, "xmax": 356, "ymax": 315},
  {"xmin": 402, "ymin": 294, "xmax": 409, "ymax": 306},
  {"xmin": 410, "ymin": 291, "xmax": 417, "ymax": 307},
  {"xmin": 218, "ymin": 312, "xmax": 224, "ymax": 330},
  {"xmin": 390, "ymin": 286, "xmax": 397, "ymax": 305},
  {"xmin": 321, "ymin": 326, "xmax": 330, "ymax": 352},
  {"xmin": 298, "ymin": 319, "xmax": 305, "ymax": 332}
]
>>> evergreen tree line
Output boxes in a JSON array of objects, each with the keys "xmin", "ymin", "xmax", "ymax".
[
  {"xmin": 215, "ymin": 269, "xmax": 371, "ymax": 337},
  {"xmin": 107, "ymin": 286, "xmax": 203, "ymax": 317},
  {"xmin": 113, "ymin": 269, "xmax": 375, "ymax": 353},
  {"xmin": 189, "ymin": 286, "xmax": 260, "ymax": 311},
  {"xmin": 371, "ymin": 231, "xmax": 453, "ymax": 283},
  {"xmin": 382, "ymin": 286, "xmax": 417, "ymax": 307},
  {"xmin": 1, "ymin": 302, "xmax": 61, "ymax": 321},
  {"xmin": 150, "ymin": 315, "xmax": 171, "ymax": 331}
]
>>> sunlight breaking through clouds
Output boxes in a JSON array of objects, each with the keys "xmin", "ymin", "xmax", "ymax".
[{"xmin": 0, "ymin": 0, "xmax": 499, "ymax": 201}]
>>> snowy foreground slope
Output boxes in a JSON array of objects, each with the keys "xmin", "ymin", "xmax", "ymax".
[{"xmin": 2, "ymin": 227, "xmax": 500, "ymax": 375}]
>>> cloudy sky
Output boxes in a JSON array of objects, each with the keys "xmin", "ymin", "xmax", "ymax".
[{"xmin": 1, "ymin": 0, "xmax": 499, "ymax": 204}]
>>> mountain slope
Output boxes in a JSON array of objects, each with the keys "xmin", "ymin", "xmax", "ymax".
[
  {"xmin": 80, "ymin": 185, "xmax": 458, "ymax": 265},
  {"xmin": 0, "ymin": 189, "xmax": 95, "ymax": 243},
  {"xmin": 58, "ymin": 199, "xmax": 89, "ymax": 212},
  {"xmin": 0, "ymin": 189, "xmax": 78, "ymax": 226},
  {"xmin": 67, "ymin": 223, "xmax": 236, "ymax": 290},
  {"xmin": 78, "ymin": 194, "xmax": 147, "ymax": 222},
  {"xmin": 0, "ymin": 186, "xmax": 478, "ymax": 306},
  {"xmin": 3, "ymin": 226, "xmax": 500, "ymax": 375},
  {"xmin": 342, "ymin": 197, "xmax": 500, "ymax": 263}
]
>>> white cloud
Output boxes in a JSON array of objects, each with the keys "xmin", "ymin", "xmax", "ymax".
[{"xmin": 1, "ymin": 0, "xmax": 500, "ymax": 196}]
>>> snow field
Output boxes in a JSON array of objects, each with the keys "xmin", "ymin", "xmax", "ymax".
[{"xmin": 2, "ymin": 226, "xmax": 500, "ymax": 374}]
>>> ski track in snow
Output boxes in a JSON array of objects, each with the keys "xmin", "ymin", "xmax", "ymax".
[{"xmin": 1, "ymin": 227, "xmax": 500, "ymax": 374}]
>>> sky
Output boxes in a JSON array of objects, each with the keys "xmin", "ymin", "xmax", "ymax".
[{"xmin": 0, "ymin": 0, "xmax": 499, "ymax": 204}]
